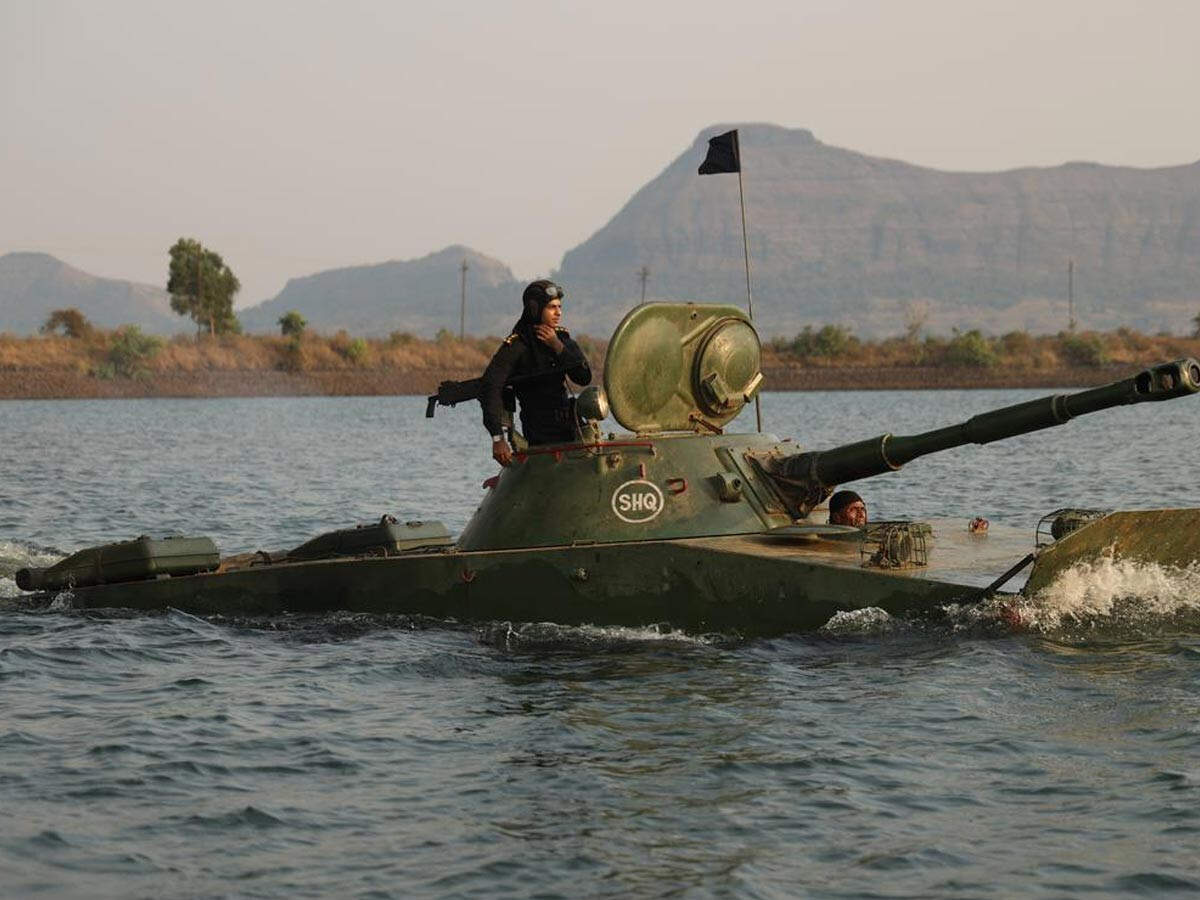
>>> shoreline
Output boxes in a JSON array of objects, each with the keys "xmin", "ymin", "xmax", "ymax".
[{"xmin": 0, "ymin": 363, "xmax": 1140, "ymax": 400}]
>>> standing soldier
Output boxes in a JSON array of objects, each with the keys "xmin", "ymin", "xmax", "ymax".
[{"xmin": 481, "ymin": 280, "xmax": 592, "ymax": 465}]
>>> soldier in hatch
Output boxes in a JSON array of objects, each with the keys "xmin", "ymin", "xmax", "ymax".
[
  {"xmin": 828, "ymin": 490, "xmax": 868, "ymax": 528},
  {"xmin": 481, "ymin": 280, "xmax": 592, "ymax": 465}
]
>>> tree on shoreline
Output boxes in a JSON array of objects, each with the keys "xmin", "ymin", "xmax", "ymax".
[
  {"xmin": 278, "ymin": 310, "xmax": 307, "ymax": 337},
  {"xmin": 167, "ymin": 238, "xmax": 241, "ymax": 335},
  {"xmin": 1193, "ymin": 310, "xmax": 1200, "ymax": 338},
  {"xmin": 41, "ymin": 308, "xmax": 93, "ymax": 339}
]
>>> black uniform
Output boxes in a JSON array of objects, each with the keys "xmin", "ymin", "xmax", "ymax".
[{"xmin": 480, "ymin": 326, "xmax": 592, "ymax": 444}]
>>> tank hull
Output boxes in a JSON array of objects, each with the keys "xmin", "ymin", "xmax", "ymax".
[
  {"xmin": 31, "ymin": 528, "xmax": 1005, "ymax": 636},
  {"xmin": 20, "ymin": 510, "xmax": 1200, "ymax": 634}
]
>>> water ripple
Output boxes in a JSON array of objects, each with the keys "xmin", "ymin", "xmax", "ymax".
[{"xmin": 0, "ymin": 394, "xmax": 1197, "ymax": 898}]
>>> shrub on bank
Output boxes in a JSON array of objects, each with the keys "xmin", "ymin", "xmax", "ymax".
[
  {"xmin": 1056, "ymin": 332, "xmax": 1109, "ymax": 367},
  {"xmin": 329, "ymin": 331, "xmax": 370, "ymax": 366},
  {"xmin": 942, "ymin": 329, "xmax": 998, "ymax": 368},
  {"xmin": 788, "ymin": 324, "xmax": 859, "ymax": 360},
  {"xmin": 998, "ymin": 330, "xmax": 1033, "ymax": 358},
  {"xmin": 344, "ymin": 338, "xmax": 369, "ymax": 365},
  {"xmin": 94, "ymin": 326, "xmax": 163, "ymax": 379}
]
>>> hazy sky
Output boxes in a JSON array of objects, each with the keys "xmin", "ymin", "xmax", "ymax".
[{"xmin": 3, "ymin": 0, "xmax": 1198, "ymax": 307}]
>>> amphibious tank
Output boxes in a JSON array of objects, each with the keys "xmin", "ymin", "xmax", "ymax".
[{"xmin": 14, "ymin": 303, "xmax": 1200, "ymax": 635}]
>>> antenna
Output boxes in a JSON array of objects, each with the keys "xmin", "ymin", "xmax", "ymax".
[
  {"xmin": 637, "ymin": 265, "xmax": 650, "ymax": 304},
  {"xmin": 459, "ymin": 258, "xmax": 469, "ymax": 340},
  {"xmin": 1068, "ymin": 258, "xmax": 1076, "ymax": 332}
]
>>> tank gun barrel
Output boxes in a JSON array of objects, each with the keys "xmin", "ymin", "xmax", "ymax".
[{"xmin": 770, "ymin": 358, "xmax": 1200, "ymax": 517}]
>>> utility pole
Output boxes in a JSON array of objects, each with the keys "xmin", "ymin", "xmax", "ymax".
[
  {"xmin": 459, "ymin": 258, "xmax": 469, "ymax": 340},
  {"xmin": 637, "ymin": 265, "xmax": 650, "ymax": 304},
  {"xmin": 196, "ymin": 253, "xmax": 208, "ymax": 336},
  {"xmin": 1068, "ymin": 258, "xmax": 1076, "ymax": 332}
]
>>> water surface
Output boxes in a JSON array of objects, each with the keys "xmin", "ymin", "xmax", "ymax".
[{"xmin": 1, "ymin": 391, "xmax": 1198, "ymax": 897}]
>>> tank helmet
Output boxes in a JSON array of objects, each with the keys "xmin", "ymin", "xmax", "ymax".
[{"xmin": 522, "ymin": 280, "xmax": 565, "ymax": 321}]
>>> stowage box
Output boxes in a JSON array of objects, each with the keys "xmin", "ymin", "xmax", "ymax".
[
  {"xmin": 288, "ymin": 518, "xmax": 452, "ymax": 561},
  {"xmin": 16, "ymin": 535, "xmax": 220, "ymax": 592}
]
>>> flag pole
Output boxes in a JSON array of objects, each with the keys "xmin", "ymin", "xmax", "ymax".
[
  {"xmin": 698, "ymin": 128, "xmax": 763, "ymax": 432},
  {"xmin": 735, "ymin": 145, "xmax": 763, "ymax": 432},
  {"xmin": 737, "ymin": 169, "xmax": 753, "ymax": 322}
]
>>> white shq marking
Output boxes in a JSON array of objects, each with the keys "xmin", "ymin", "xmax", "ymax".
[{"xmin": 611, "ymin": 480, "xmax": 666, "ymax": 524}]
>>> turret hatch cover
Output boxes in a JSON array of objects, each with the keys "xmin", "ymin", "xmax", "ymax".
[{"xmin": 604, "ymin": 302, "xmax": 763, "ymax": 433}]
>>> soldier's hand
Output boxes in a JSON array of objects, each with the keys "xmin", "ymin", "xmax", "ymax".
[
  {"xmin": 534, "ymin": 324, "xmax": 564, "ymax": 354},
  {"xmin": 492, "ymin": 438, "xmax": 513, "ymax": 466}
]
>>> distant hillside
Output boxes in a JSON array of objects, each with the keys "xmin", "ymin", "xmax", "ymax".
[
  {"xmin": 0, "ymin": 252, "xmax": 184, "ymax": 334},
  {"xmin": 238, "ymin": 246, "xmax": 525, "ymax": 337},
  {"xmin": 556, "ymin": 124, "xmax": 1200, "ymax": 337},
  {"xmin": 10, "ymin": 126, "xmax": 1200, "ymax": 341}
]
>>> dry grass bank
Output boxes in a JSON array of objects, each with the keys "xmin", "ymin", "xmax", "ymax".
[
  {"xmin": 0, "ymin": 331, "xmax": 501, "ymax": 374},
  {"xmin": 0, "ymin": 324, "xmax": 1196, "ymax": 399},
  {"xmin": 0, "ymin": 328, "xmax": 607, "ymax": 398},
  {"xmin": 0, "ymin": 330, "xmax": 610, "ymax": 374},
  {"xmin": 764, "ymin": 326, "xmax": 1200, "ymax": 370}
]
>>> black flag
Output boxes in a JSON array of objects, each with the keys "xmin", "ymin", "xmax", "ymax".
[{"xmin": 698, "ymin": 129, "xmax": 740, "ymax": 175}]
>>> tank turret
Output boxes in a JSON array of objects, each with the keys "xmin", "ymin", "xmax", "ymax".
[
  {"xmin": 456, "ymin": 303, "xmax": 780, "ymax": 551},
  {"xmin": 765, "ymin": 358, "xmax": 1200, "ymax": 517}
]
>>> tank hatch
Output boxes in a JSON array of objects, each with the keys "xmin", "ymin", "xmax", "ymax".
[{"xmin": 604, "ymin": 303, "xmax": 763, "ymax": 433}]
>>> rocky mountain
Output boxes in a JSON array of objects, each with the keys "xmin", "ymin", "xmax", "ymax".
[
  {"xmin": 238, "ymin": 246, "xmax": 524, "ymax": 337},
  {"xmin": 9, "ymin": 126, "xmax": 1200, "ymax": 341},
  {"xmin": 0, "ymin": 252, "xmax": 185, "ymax": 334},
  {"xmin": 555, "ymin": 124, "xmax": 1200, "ymax": 337}
]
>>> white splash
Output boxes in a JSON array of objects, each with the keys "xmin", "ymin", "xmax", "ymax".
[
  {"xmin": 1017, "ymin": 557, "xmax": 1200, "ymax": 631},
  {"xmin": 0, "ymin": 540, "xmax": 62, "ymax": 571},
  {"xmin": 0, "ymin": 541, "xmax": 65, "ymax": 600},
  {"xmin": 821, "ymin": 606, "xmax": 898, "ymax": 636},
  {"xmin": 48, "ymin": 591, "xmax": 75, "ymax": 611},
  {"xmin": 478, "ymin": 620, "xmax": 715, "ymax": 651}
]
